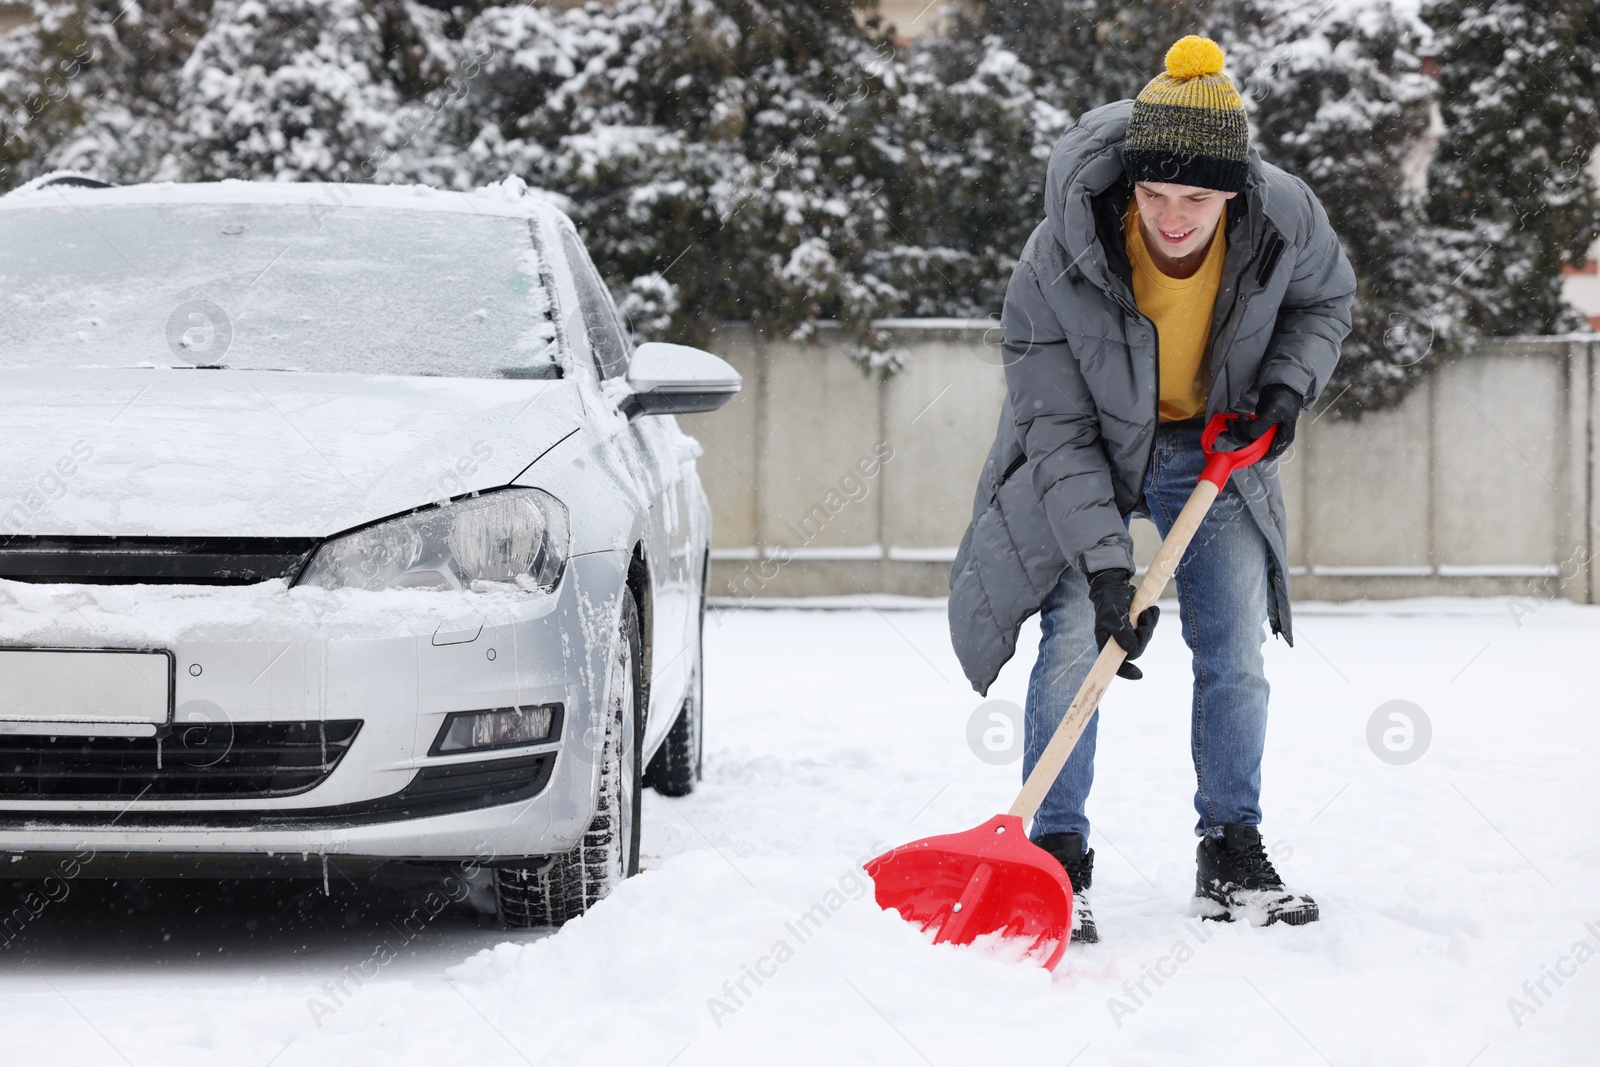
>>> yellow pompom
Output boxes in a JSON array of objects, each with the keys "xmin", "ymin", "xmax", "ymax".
[{"xmin": 1164, "ymin": 35, "xmax": 1225, "ymax": 80}]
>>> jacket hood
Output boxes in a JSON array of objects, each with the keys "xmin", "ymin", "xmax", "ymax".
[
  {"xmin": 0, "ymin": 369, "xmax": 584, "ymax": 538},
  {"xmin": 1043, "ymin": 101, "xmax": 1135, "ymax": 281}
]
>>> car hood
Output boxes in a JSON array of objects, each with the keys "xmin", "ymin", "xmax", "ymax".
[{"xmin": 0, "ymin": 369, "xmax": 584, "ymax": 537}]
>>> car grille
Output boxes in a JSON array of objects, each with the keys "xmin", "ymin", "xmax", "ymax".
[
  {"xmin": 0, "ymin": 536, "xmax": 320, "ymax": 585},
  {"xmin": 0, "ymin": 720, "xmax": 361, "ymax": 799},
  {"xmin": 0, "ymin": 750, "xmax": 555, "ymax": 829}
]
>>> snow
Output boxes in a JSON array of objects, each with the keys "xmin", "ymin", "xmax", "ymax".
[
  {"xmin": 0, "ymin": 371, "xmax": 582, "ymax": 537},
  {"xmin": 0, "ymin": 579, "xmax": 561, "ymax": 648},
  {"xmin": 0, "ymin": 178, "xmax": 558, "ymax": 219},
  {"xmin": 4, "ymin": 599, "xmax": 1597, "ymax": 1063}
]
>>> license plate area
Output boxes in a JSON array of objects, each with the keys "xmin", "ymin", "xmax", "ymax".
[{"xmin": 0, "ymin": 648, "xmax": 173, "ymax": 734}]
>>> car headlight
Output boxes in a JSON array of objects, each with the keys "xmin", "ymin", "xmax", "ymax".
[{"xmin": 297, "ymin": 489, "xmax": 569, "ymax": 592}]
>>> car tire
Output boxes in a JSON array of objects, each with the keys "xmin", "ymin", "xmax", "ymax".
[
  {"xmin": 645, "ymin": 572, "xmax": 705, "ymax": 797},
  {"xmin": 495, "ymin": 588, "xmax": 643, "ymax": 929},
  {"xmin": 643, "ymin": 670, "xmax": 701, "ymax": 797}
]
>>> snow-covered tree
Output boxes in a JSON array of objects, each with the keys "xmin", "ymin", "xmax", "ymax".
[
  {"xmin": 964, "ymin": 0, "xmax": 1207, "ymax": 116},
  {"xmin": 450, "ymin": 0, "xmax": 919, "ymax": 363},
  {"xmin": 0, "ymin": 0, "xmax": 487, "ymax": 187},
  {"xmin": 874, "ymin": 31, "xmax": 1061, "ymax": 318},
  {"xmin": 171, "ymin": 0, "xmax": 468, "ymax": 182},
  {"xmin": 1422, "ymin": 0, "xmax": 1600, "ymax": 335},
  {"xmin": 0, "ymin": 0, "xmax": 214, "ymax": 187},
  {"xmin": 902, "ymin": 0, "xmax": 1202, "ymax": 319},
  {"xmin": 1215, "ymin": 0, "xmax": 1472, "ymax": 416},
  {"xmin": 0, "ymin": 0, "xmax": 1534, "ymax": 403}
]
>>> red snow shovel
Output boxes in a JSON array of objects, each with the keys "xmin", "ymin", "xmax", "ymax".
[{"xmin": 866, "ymin": 413, "xmax": 1278, "ymax": 970}]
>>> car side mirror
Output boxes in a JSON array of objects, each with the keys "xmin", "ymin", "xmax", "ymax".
[{"xmin": 619, "ymin": 342, "xmax": 741, "ymax": 420}]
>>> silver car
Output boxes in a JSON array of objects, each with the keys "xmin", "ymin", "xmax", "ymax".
[{"xmin": 0, "ymin": 175, "xmax": 739, "ymax": 926}]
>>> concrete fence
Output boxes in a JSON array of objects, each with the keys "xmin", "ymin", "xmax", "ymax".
[{"xmin": 678, "ymin": 323, "xmax": 1600, "ymax": 605}]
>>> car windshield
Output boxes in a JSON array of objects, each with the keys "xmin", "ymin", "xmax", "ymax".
[{"xmin": 0, "ymin": 200, "xmax": 560, "ymax": 379}]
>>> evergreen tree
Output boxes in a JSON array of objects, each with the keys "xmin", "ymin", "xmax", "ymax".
[
  {"xmin": 170, "ymin": 0, "xmax": 465, "ymax": 182},
  {"xmin": 876, "ymin": 30, "xmax": 1058, "ymax": 319},
  {"xmin": 0, "ymin": 6, "xmax": 80, "ymax": 189},
  {"xmin": 1423, "ymin": 0, "xmax": 1600, "ymax": 334},
  {"xmin": 877, "ymin": 0, "xmax": 1225, "ymax": 326},
  {"xmin": 0, "ymin": 0, "xmax": 479, "ymax": 187},
  {"xmin": 452, "ymin": 0, "xmax": 917, "ymax": 362},
  {"xmin": 0, "ymin": 0, "xmax": 1526, "ymax": 406},
  {"xmin": 962, "ymin": 0, "xmax": 1206, "ymax": 116},
  {"xmin": 1214, "ymin": 0, "xmax": 1471, "ymax": 416},
  {"xmin": 0, "ymin": 0, "xmax": 214, "ymax": 188}
]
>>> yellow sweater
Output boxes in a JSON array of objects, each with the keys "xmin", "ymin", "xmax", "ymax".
[{"xmin": 1125, "ymin": 199, "xmax": 1226, "ymax": 422}]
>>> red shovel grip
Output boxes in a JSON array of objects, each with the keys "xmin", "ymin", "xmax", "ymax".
[{"xmin": 1199, "ymin": 412, "xmax": 1278, "ymax": 489}]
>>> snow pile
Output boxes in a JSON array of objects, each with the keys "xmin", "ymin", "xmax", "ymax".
[
  {"xmin": 436, "ymin": 852, "xmax": 1057, "ymax": 1063},
  {"xmin": 2, "ymin": 602, "xmax": 1597, "ymax": 1064}
]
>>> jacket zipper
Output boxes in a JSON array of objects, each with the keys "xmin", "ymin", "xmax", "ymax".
[
  {"xmin": 1110, "ymin": 288, "xmax": 1162, "ymax": 489},
  {"xmin": 1143, "ymin": 315, "xmax": 1161, "ymax": 480},
  {"xmin": 1057, "ymin": 265, "xmax": 1160, "ymax": 518},
  {"xmin": 1205, "ymin": 224, "xmax": 1291, "ymax": 626},
  {"xmin": 1115, "ymin": 232, "xmax": 1251, "ymax": 481},
  {"xmin": 1118, "ymin": 226, "xmax": 1262, "ymax": 492},
  {"xmin": 1206, "ymin": 223, "xmax": 1282, "ymax": 402}
]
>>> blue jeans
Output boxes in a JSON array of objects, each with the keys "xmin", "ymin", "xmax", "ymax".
[{"xmin": 1023, "ymin": 419, "xmax": 1272, "ymax": 845}]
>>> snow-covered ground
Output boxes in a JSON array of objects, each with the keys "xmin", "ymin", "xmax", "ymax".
[{"xmin": 4, "ymin": 598, "xmax": 1597, "ymax": 1065}]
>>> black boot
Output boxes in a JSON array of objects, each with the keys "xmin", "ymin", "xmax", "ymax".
[
  {"xmin": 1193, "ymin": 825, "xmax": 1318, "ymax": 927},
  {"xmin": 1035, "ymin": 832, "xmax": 1098, "ymax": 944}
]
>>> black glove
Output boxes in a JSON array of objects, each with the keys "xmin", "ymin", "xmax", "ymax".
[
  {"xmin": 1087, "ymin": 569, "xmax": 1160, "ymax": 680},
  {"xmin": 1235, "ymin": 384, "xmax": 1303, "ymax": 460}
]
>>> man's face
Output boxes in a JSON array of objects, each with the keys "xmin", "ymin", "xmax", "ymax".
[{"xmin": 1133, "ymin": 182, "xmax": 1237, "ymax": 265}]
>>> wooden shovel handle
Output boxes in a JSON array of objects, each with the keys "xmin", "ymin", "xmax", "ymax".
[{"xmin": 1007, "ymin": 478, "xmax": 1220, "ymax": 823}]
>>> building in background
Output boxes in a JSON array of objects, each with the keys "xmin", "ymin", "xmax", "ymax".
[{"xmin": 877, "ymin": 0, "xmax": 952, "ymax": 41}]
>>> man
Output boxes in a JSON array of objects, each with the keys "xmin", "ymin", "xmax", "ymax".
[{"xmin": 948, "ymin": 36, "xmax": 1355, "ymax": 944}]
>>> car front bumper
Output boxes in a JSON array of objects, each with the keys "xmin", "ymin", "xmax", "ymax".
[{"xmin": 0, "ymin": 551, "xmax": 627, "ymax": 867}]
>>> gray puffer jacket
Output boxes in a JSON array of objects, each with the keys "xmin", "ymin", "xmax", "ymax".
[{"xmin": 950, "ymin": 100, "xmax": 1356, "ymax": 695}]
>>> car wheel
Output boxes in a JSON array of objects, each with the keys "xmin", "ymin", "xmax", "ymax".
[
  {"xmin": 645, "ymin": 572, "xmax": 705, "ymax": 797},
  {"xmin": 643, "ymin": 669, "xmax": 701, "ymax": 797},
  {"xmin": 496, "ymin": 588, "xmax": 643, "ymax": 928}
]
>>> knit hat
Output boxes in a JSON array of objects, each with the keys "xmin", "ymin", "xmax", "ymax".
[{"xmin": 1123, "ymin": 36, "xmax": 1249, "ymax": 193}]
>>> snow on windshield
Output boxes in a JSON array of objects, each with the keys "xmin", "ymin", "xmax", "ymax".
[{"xmin": 0, "ymin": 201, "xmax": 561, "ymax": 378}]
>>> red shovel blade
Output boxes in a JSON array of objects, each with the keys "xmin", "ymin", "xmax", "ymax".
[{"xmin": 865, "ymin": 814, "xmax": 1075, "ymax": 970}]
